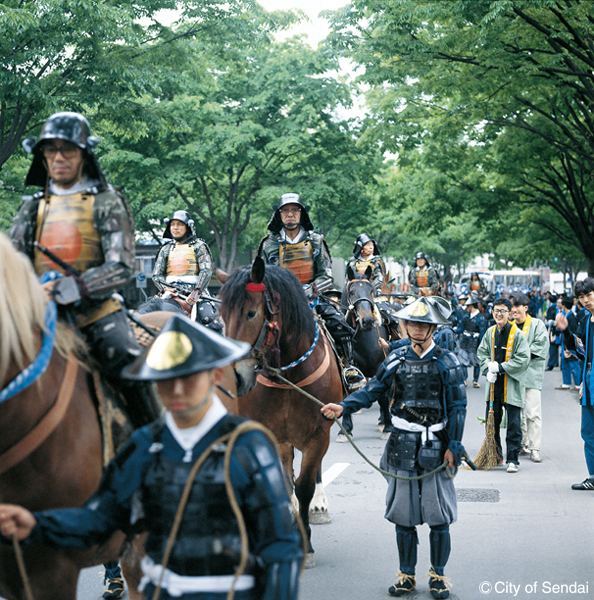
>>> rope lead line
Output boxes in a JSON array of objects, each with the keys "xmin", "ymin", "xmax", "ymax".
[{"xmin": 264, "ymin": 365, "xmax": 457, "ymax": 481}]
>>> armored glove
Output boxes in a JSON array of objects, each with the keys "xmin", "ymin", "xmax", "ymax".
[
  {"xmin": 488, "ymin": 362, "xmax": 499, "ymax": 373},
  {"xmin": 486, "ymin": 371, "xmax": 498, "ymax": 384}
]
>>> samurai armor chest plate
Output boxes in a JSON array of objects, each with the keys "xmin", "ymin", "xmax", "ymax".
[
  {"xmin": 141, "ymin": 451, "xmax": 247, "ymax": 577},
  {"xmin": 415, "ymin": 268, "xmax": 429, "ymax": 288},
  {"xmin": 279, "ymin": 239, "xmax": 315, "ymax": 285},
  {"xmin": 166, "ymin": 243, "xmax": 199, "ymax": 279},
  {"xmin": 391, "ymin": 358, "xmax": 444, "ymax": 425},
  {"xmin": 34, "ymin": 192, "xmax": 103, "ymax": 275},
  {"xmin": 355, "ymin": 259, "xmax": 374, "ymax": 275}
]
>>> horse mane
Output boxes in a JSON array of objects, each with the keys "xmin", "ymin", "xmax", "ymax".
[
  {"xmin": 0, "ymin": 233, "xmax": 78, "ymax": 388},
  {"xmin": 220, "ymin": 265, "xmax": 316, "ymax": 345}
]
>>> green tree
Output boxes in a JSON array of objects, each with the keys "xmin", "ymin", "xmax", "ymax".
[
  {"xmin": 328, "ymin": 0, "xmax": 594, "ymax": 274},
  {"xmin": 101, "ymin": 35, "xmax": 381, "ymax": 270}
]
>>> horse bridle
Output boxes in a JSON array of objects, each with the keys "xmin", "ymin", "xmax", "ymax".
[
  {"xmin": 244, "ymin": 282, "xmax": 280, "ymax": 367},
  {"xmin": 346, "ymin": 278, "xmax": 376, "ymax": 326}
]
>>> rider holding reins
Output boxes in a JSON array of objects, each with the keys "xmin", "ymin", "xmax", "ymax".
[{"xmin": 258, "ymin": 193, "xmax": 365, "ymax": 392}]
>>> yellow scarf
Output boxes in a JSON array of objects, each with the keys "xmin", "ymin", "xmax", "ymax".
[{"xmin": 491, "ymin": 321, "xmax": 518, "ymax": 403}]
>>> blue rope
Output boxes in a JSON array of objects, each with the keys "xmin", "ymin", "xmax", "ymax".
[
  {"xmin": 0, "ymin": 301, "xmax": 58, "ymax": 404},
  {"xmin": 279, "ymin": 321, "xmax": 320, "ymax": 372}
]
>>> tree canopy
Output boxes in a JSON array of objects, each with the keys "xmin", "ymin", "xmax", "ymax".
[{"xmin": 327, "ymin": 0, "xmax": 594, "ymax": 275}]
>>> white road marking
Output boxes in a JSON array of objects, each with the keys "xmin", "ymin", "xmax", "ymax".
[{"xmin": 322, "ymin": 462, "xmax": 350, "ymax": 485}]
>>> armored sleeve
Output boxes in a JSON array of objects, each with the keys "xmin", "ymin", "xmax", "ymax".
[
  {"xmin": 231, "ymin": 430, "xmax": 303, "ymax": 600},
  {"xmin": 428, "ymin": 267, "xmax": 440, "ymax": 294},
  {"xmin": 258, "ymin": 235, "xmax": 280, "ymax": 266},
  {"xmin": 25, "ymin": 430, "xmax": 152, "ymax": 550},
  {"xmin": 152, "ymin": 242, "xmax": 171, "ymax": 288},
  {"xmin": 408, "ymin": 269, "xmax": 419, "ymax": 293},
  {"xmin": 78, "ymin": 188, "xmax": 135, "ymax": 299},
  {"xmin": 371, "ymin": 258, "xmax": 385, "ymax": 293},
  {"xmin": 8, "ymin": 195, "xmax": 42, "ymax": 259},
  {"xmin": 311, "ymin": 234, "xmax": 334, "ymax": 293},
  {"xmin": 192, "ymin": 239, "xmax": 213, "ymax": 294},
  {"xmin": 340, "ymin": 350, "xmax": 403, "ymax": 416}
]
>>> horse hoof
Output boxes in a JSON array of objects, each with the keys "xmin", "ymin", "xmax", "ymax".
[
  {"xmin": 377, "ymin": 423, "xmax": 385, "ymax": 432},
  {"xmin": 304, "ymin": 553, "xmax": 316, "ymax": 569},
  {"xmin": 353, "ymin": 409, "xmax": 363, "ymax": 415},
  {"xmin": 309, "ymin": 509, "xmax": 331, "ymax": 525},
  {"xmin": 335, "ymin": 433, "xmax": 349, "ymax": 443},
  {"xmin": 380, "ymin": 431, "xmax": 390, "ymax": 440}
]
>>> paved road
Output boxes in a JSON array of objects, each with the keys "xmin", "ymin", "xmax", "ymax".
[{"xmin": 6, "ymin": 369, "xmax": 593, "ymax": 600}]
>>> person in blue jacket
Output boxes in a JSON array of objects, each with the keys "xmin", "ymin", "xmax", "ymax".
[
  {"xmin": 0, "ymin": 315, "xmax": 304, "ymax": 600},
  {"xmin": 556, "ymin": 278, "xmax": 594, "ymax": 491},
  {"xmin": 322, "ymin": 296, "xmax": 467, "ymax": 600}
]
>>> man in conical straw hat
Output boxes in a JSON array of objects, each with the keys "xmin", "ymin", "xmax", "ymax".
[{"xmin": 322, "ymin": 297, "xmax": 468, "ymax": 599}]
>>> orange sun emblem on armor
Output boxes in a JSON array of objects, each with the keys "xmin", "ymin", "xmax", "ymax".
[
  {"xmin": 39, "ymin": 222, "xmax": 82, "ymax": 267},
  {"xmin": 288, "ymin": 261, "xmax": 314, "ymax": 285},
  {"xmin": 169, "ymin": 255, "xmax": 190, "ymax": 275}
]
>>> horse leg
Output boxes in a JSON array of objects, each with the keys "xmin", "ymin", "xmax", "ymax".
[
  {"xmin": 278, "ymin": 443, "xmax": 298, "ymax": 514},
  {"xmin": 120, "ymin": 534, "xmax": 148, "ymax": 600},
  {"xmin": 295, "ymin": 447, "xmax": 324, "ymax": 569},
  {"xmin": 309, "ymin": 466, "xmax": 331, "ymax": 525}
]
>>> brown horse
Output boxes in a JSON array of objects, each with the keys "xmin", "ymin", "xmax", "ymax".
[
  {"xmin": 0, "ymin": 233, "xmax": 143, "ymax": 600},
  {"xmin": 218, "ymin": 257, "xmax": 343, "ymax": 568}
]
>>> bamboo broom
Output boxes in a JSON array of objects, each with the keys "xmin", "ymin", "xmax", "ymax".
[{"xmin": 474, "ymin": 330, "xmax": 500, "ymax": 469}]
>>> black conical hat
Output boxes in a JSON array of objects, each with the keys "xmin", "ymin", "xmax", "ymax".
[
  {"xmin": 123, "ymin": 315, "xmax": 250, "ymax": 381},
  {"xmin": 395, "ymin": 297, "xmax": 450, "ymax": 325}
]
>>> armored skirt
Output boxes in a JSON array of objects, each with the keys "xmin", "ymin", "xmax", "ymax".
[{"xmin": 379, "ymin": 436, "xmax": 457, "ymax": 528}]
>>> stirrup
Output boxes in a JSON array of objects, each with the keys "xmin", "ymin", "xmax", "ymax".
[
  {"xmin": 343, "ymin": 366, "xmax": 365, "ymax": 392},
  {"xmin": 388, "ymin": 572, "xmax": 416, "ymax": 596},
  {"xmin": 427, "ymin": 568, "xmax": 452, "ymax": 599}
]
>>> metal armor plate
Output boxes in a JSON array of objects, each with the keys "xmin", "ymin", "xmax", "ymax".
[
  {"xmin": 279, "ymin": 240, "xmax": 315, "ymax": 285},
  {"xmin": 166, "ymin": 243, "xmax": 199, "ymax": 281},
  {"xmin": 355, "ymin": 259, "xmax": 374, "ymax": 275},
  {"xmin": 141, "ymin": 448, "xmax": 253, "ymax": 577},
  {"xmin": 391, "ymin": 357, "xmax": 444, "ymax": 425},
  {"xmin": 415, "ymin": 268, "xmax": 429, "ymax": 288},
  {"xmin": 34, "ymin": 192, "xmax": 103, "ymax": 275}
]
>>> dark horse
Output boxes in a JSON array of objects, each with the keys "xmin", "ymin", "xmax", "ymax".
[
  {"xmin": 0, "ymin": 233, "xmax": 143, "ymax": 600},
  {"xmin": 218, "ymin": 258, "xmax": 343, "ymax": 569},
  {"xmin": 341, "ymin": 265, "xmax": 392, "ymax": 439}
]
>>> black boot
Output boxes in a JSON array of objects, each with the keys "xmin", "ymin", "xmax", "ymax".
[
  {"xmin": 428, "ymin": 525, "xmax": 452, "ymax": 599},
  {"xmin": 388, "ymin": 525, "xmax": 418, "ymax": 596},
  {"xmin": 103, "ymin": 561, "xmax": 124, "ymax": 599}
]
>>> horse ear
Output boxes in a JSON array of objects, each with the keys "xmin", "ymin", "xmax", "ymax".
[
  {"xmin": 365, "ymin": 265, "xmax": 373, "ymax": 279},
  {"xmin": 216, "ymin": 268, "xmax": 229, "ymax": 284},
  {"xmin": 347, "ymin": 265, "xmax": 355, "ymax": 280},
  {"xmin": 251, "ymin": 256, "xmax": 265, "ymax": 284}
]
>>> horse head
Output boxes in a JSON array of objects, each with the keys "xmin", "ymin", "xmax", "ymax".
[
  {"xmin": 219, "ymin": 257, "xmax": 281, "ymax": 396},
  {"xmin": 345, "ymin": 266, "xmax": 376, "ymax": 331}
]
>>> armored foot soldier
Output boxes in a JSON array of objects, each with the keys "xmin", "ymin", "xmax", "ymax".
[
  {"xmin": 408, "ymin": 252, "xmax": 440, "ymax": 296},
  {"xmin": 456, "ymin": 296, "xmax": 487, "ymax": 388},
  {"xmin": 152, "ymin": 210, "xmax": 220, "ymax": 330},
  {"xmin": 0, "ymin": 316, "xmax": 304, "ymax": 600},
  {"xmin": 9, "ymin": 111, "xmax": 162, "ymax": 598},
  {"xmin": 258, "ymin": 193, "xmax": 365, "ymax": 392},
  {"xmin": 322, "ymin": 297, "xmax": 468, "ymax": 599}
]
